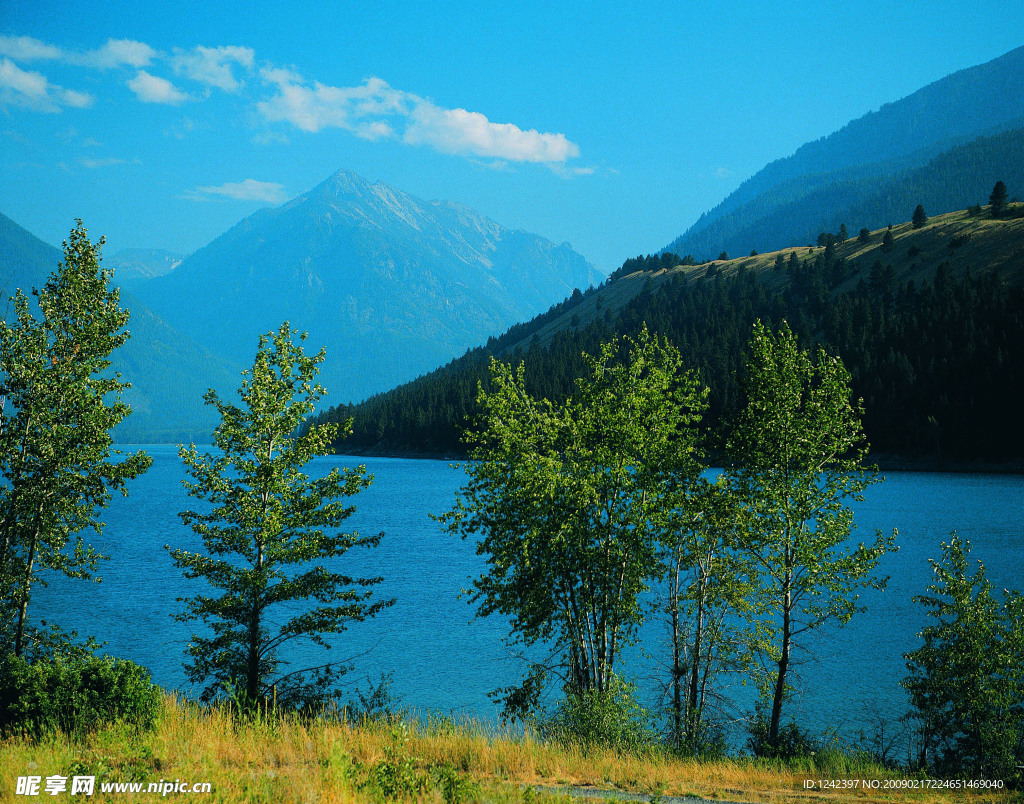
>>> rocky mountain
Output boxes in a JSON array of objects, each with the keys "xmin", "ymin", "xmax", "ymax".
[
  {"xmin": 137, "ymin": 169, "xmax": 601, "ymax": 407},
  {"xmin": 666, "ymin": 45, "xmax": 1024, "ymax": 259}
]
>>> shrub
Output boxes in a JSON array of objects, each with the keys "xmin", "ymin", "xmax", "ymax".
[
  {"xmin": 0, "ymin": 653, "xmax": 161, "ymax": 738},
  {"xmin": 538, "ymin": 675, "xmax": 655, "ymax": 753},
  {"xmin": 748, "ymin": 705, "xmax": 817, "ymax": 760}
]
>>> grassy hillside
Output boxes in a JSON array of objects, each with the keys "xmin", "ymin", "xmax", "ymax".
[{"xmin": 315, "ymin": 204, "xmax": 1024, "ymax": 463}]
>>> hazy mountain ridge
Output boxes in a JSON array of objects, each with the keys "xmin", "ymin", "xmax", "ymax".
[
  {"xmin": 0, "ymin": 212, "xmax": 241, "ymax": 443},
  {"xmin": 668, "ymin": 45, "xmax": 1024, "ymax": 257},
  {"xmin": 671, "ymin": 127, "xmax": 1024, "ymax": 259}
]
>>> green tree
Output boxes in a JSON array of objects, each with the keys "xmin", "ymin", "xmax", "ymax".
[
  {"xmin": 838, "ymin": 223, "xmax": 849, "ymax": 242},
  {"xmin": 168, "ymin": 323, "xmax": 392, "ymax": 708},
  {"xmin": 659, "ymin": 476, "xmax": 753, "ymax": 752},
  {"xmin": 858, "ymin": 227, "xmax": 871, "ymax": 244},
  {"xmin": 912, "ymin": 204, "xmax": 928, "ymax": 229},
  {"xmin": 440, "ymin": 328, "xmax": 707, "ymax": 709},
  {"xmin": 903, "ymin": 533, "xmax": 1023, "ymax": 781},
  {"xmin": 881, "ymin": 229, "xmax": 895, "ymax": 252},
  {"xmin": 0, "ymin": 222, "xmax": 150, "ymax": 657},
  {"xmin": 726, "ymin": 321, "xmax": 896, "ymax": 747},
  {"xmin": 989, "ymin": 180, "xmax": 1008, "ymax": 218}
]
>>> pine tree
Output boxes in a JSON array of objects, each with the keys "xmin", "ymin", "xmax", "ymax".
[
  {"xmin": 912, "ymin": 205, "xmax": 928, "ymax": 229},
  {"xmin": 989, "ymin": 180, "xmax": 1008, "ymax": 218}
]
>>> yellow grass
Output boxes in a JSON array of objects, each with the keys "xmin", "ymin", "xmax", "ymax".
[{"xmin": 0, "ymin": 694, "xmax": 1017, "ymax": 804}]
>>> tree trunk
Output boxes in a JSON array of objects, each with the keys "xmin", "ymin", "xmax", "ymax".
[
  {"xmin": 246, "ymin": 541, "xmax": 264, "ymax": 705},
  {"xmin": 687, "ymin": 575, "xmax": 706, "ymax": 745},
  {"xmin": 769, "ymin": 572, "xmax": 792, "ymax": 743},
  {"xmin": 13, "ymin": 511, "xmax": 42, "ymax": 657},
  {"xmin": 669, "ymin": 549, "xmax": 683, "ymax": 747}
]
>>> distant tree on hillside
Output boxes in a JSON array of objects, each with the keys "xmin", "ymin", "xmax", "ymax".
[
  {"xmin": 912, "ymin": 205, "xmax": 928, "ymax": 229},
  {"xmin": 989, "ymin": 181, "xmax": 1008, "ymax": 218},
  {"xmin": 838, "ymin": 223, "xmax": 849, "ymax": 242},
  {"xmin": 858, "ymin": 227, "xmax": 871, "ymax": 244},
  {"xmin": 718, "ymin": 251, "xmax": 729, "ymax": 261},
  {"xmin": 882, "ymin": 229, "xmax": 895, "ymax": 252},
  {"xmin": 774, "ymin": 253, "xmax": 785, "ymax": 271}
]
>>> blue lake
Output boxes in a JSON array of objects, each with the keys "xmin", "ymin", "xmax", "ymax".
[{"xmin": 33, "ymin": 446, "xmax": 1024, "ymax": 746}]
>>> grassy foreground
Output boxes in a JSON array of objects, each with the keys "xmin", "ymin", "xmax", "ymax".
[{"xmin": 0, "ymin": 693, "xmax": 1016, "ymax": 804}]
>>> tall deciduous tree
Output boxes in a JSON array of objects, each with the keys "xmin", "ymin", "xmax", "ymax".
[
  {"xmin": 726, "ymin": 321, "xmax": 896, "ymax": 747},
  {"xmin": 0, "ymin": 221, "xmax": 151, "ymax": 657},
  {"xmin": 659, "ymin": 476, "xmax": 754, "ymax": 752},
  {"xmin": 903, "ymin": 533, "xmax": 1023, "ymax": 781},
  {"xmin": 168, "ymin": 323, "xmax": 392, "ymax": 708},
  {"xmin": 440, "ymin": 328, "xmax": 707, "ymax": 710}
]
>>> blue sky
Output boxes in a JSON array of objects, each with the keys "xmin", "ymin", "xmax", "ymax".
[{"xmin": 2, "ymin": 0, "xmax": 1022, "ymax": 272}]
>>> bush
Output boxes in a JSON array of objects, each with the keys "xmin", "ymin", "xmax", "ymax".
[
  {"xmin": 0, "ymin": 653, "xmax": 162, "ymax": 738},
  {"xmin": 748, "ymin": 706, "xmax": 817, "ymax": 760},
  {"xmin": 537, "ymin": 675, "xmax": 655, "ymax": 753}
]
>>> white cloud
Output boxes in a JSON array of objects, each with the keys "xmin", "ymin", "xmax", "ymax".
[
  {"xmin": 79, "ymin": 157, "xmax": 127, "ymax": 169},
  {"xmin": 0, "ymin": 58, "xmax": 93, "ymax": 112},
  {"xmin": 172, "ymin": 45, "xmax": 254, "ymax": 91},
  {"xmin": 191, "ymin": 179, "xmax": 287, "ymax": 203},
  {"xmin": 251, "ymin": 130, "xmax": 290, "ymax": 145},
  {"xmin": 404, "ymin": 101, "xmax": 578, "ymax": 163},
  {"xmin": 0, "ymin": 35, "xmax": 64, "ymax": 62},
  {"xmin": 257, "ymin": 69, "xmax": 580, "ymax": 165},
  {"xmin": 128, "ymin": 71, "xmax": 190, "ymax": 104},
  {"xmin": 0, "ymin": 35, "xmax": 155, "ymax": 69},
  {"xmin": 80, "ymin": 39, "xmax": 156, "ymax": 69}
]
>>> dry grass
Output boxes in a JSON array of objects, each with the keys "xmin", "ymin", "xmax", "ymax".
[{"xmin": 0, "ymin": 693, "xmax": 1018, "ymax": 804}]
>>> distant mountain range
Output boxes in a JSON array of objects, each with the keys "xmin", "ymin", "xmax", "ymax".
[
  {"xmin": 1, "ymin": 170, "xmax": 599, "ymax": 442},
  {"xmin": 665, "ymin": 45, "xmax": 1024, "ymax": 259}
]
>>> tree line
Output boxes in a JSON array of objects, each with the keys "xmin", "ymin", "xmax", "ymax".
[{"xmin": 0, "ymin": 223, "xmax": 1021, "ymax": 783}]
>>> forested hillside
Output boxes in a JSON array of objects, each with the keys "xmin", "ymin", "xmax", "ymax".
[{"xmin": 313, "ymin": 202, "xmax": 1024, "ymax": 464}]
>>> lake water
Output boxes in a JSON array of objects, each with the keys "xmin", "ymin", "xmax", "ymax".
[{"xmin": 33, "ymin": 446, "xmax": 1024, "ymax": 748}]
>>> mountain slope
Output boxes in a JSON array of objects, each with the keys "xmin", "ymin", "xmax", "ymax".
[
  {"xmin": 0, "ymin": 212, "xmax": 240, "ymax": 443},
  {"xmin": 138, "ymin": 169, "xmax": 601, "ymax": 406},
  {"xmin": 667, "ymin": 45, "xmax": 1024, "ymax": 258}
]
